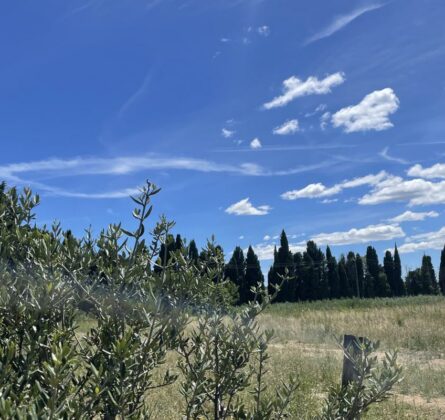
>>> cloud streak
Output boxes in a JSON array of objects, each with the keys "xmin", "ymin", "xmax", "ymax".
[
  {"xmin": 305, "ymin": 3, "xmax": 385, "ymax": 45},
  {"xmin": 225, "ymin": 198, "xmax": 271, "ymax": 216},
  {"xmin": 263, "ymin": 72, "xmax": 345, "ymax": 109}
]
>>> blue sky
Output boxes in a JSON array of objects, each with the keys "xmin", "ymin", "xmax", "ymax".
[{"xmin": 1, "ymin": 0, "xmax": 445, "ymax": 273}]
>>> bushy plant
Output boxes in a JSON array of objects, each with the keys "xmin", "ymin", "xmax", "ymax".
[{"xmin": 0, "ymin": 181, "xmax": 402, "ymax": 419}]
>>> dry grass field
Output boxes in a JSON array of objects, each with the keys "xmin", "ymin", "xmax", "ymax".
[{"xmin": 77, "ymin": 295, "xmax": 445, "ymax": 418}]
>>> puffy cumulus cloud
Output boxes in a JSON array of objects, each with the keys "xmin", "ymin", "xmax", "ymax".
[
  {"xmin": 281, "ymin": 171, "xmax": 388, "ymax": 201},
  {"xmin": 225, "ymin": 198, "xmax": 271, "ymax": 216},
  {"xmin": 407, "ymin": 163, "xmax": 445, "ymax": 179},
  {"xmin": 387, "ymin": 210, "xmax": 439, "ymax": 223},
  {"xmin": 250, "ymin": 138, "xmax": 262, "ymax": 149},
  {"xmin": 273, "ymin": 119, "xmax": 300, "ymax": 135},
  {"xmin": 263, "ymin": 72, "xmax": 345, "ymax": 109},
  {"xmin": 281, "ymin": 183, "xmax": 342, "ymax": 200},
  {"xmin": 263, "ymin": 235, "xmax": 271, "ymax": 240},
  {"xmin": 397, "ymin": 227, "xmax": 445, "ymax": 253},
  {"xmin": 311, "ymin": 224, "xmax": 405, "ymax": 246},
  {"xmin": 359, "ymin": 177, "xmax": 445, "ymax": 206},
  {"xmin": 332, "ymin": 88, "xmax": 399, "ymax": 133},
  {"xmin": 221, "ymin": 128, "xmax": 235, "ymax": 138},
  {"xmin": 249, "ymin": 242, "xmax": 305, "ymax": 261}
]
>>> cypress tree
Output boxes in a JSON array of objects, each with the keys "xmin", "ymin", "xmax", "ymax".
[
  {"xmin": 244, "ymin": 246, "xmax": 264, "ymax": 302},
  {"xmin": 346, "ymin": 252, "xmax": 359, "ymax": 298},
  {"xmin": 268, "ymin": 231, "xmax": 294, "ymax": 302},
  {"xmin": 307, "ymin": 241, "xmax": 328, "ymax": 299},
  {"xmin": 420, "ymin": 255, "xmax": 438, "ymax": 295},
  {"xmin": 365, "ymin": 246, "xmax": 381, "ymax": 296},
  {"xmin": 383, "ymin": 250, "xmax": 395, "ymax": 296},
  {"xmin": 154, "ymin": 234, "xmax": 175, "ymax": 273},
  {"xmin": 338, "ymin": 256, "xmax": 353, "ymax": 298},
  {"xmin": 188, "ymin": 240, "xmax": 199, "ymax": 264},
  {"xmin": 355, "ymin": 253, "xmax": 365, "ymax": 299},
  {"xmin": 406, "ymin": 269, "xmax": 422, "ymax": 295},
  {"xmin": 393, "ymin": 245, "xmax": 405, "ymax": 296},
  {"xmin": 375, "ymin": 270, "xmax": 391, "ymax": 297},
  {"xmin": 224, "ymin": 247, "xmax": 246, "ymax": 303},
  {"xmin": 439, "ymin": 245, "xmax": 445, "ymax": 295},
  {"xmin": 175, "ymin": 234, "xmax": 184, "ymax": 251},
  {"xmin": 293, "ymin": 252, "xmax": 304, "ymax": 301},
  {"xmin": 326, "ymin": 246, "xmax": 340, "ymax": 299}
]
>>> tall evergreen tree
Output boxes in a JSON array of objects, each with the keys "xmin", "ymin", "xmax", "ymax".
[
  {"xmin": 383, "ymin": 251, "xmax": 395, "ymax": 296},
  {"xmin": 338, "ymin": 256, "xmax": 353, "ymax": 298},
  {"xmin": 439, "ymin": 245, "xmax": 445, "ymax": 295},
  {"xmin": 293, "ymin": 252, "xmax": 305, "ymax": 301},
  {"xmin": 375, "ymin": 270, "xmax": 391, "ymax": 297},
  {"xmin": 154, "ymin": 234, "xmax": 175, "ymax": 273},
  {"xmin": 188, "ymin": 239, "xmax": 199, "ymax": 264},
  {"xmin": 406, "ymin": 269, "xmax": 422, "ymax": 295},
  {"xmin": 420, "ymin": 255, "xmax": 438, "ymax": 295},
  {"xmin": 305, "ymin": 241, "xmax": 327, "ymax": 300},
  {"xmin": 175, "ymin": 234, "xmax": 184, "ymax": 251},
  {"xmin": 224, "ymin": 247, "xmax": 246, "ymax": 303},
  {"xmin": 268, "ymin": 231, "xmax": 294, "ymax": 302},
  {"xmin": 393, "ymin": 245, "xmax": 405, "ymax": 296},
  {"xmin": 326, "ymin": 246, "xmax": 340, "ymax": 299},
  {"xmin": 346, "ymin": 252, "xmax": 359, "ymax": 298},
  {"xmin": 355, "ymin": 254, "xmax": 365, "ymax": 299},
  {"xmin": 365, "ymin": 246, "xmax": 381, "ymax": 296},
  {"xmin": 244, "ymin": 246, "xmax": 264, "ymax": 302}
]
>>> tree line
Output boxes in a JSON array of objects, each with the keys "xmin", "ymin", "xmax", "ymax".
[{"xmin": 215, "ymin": 230, "xmax": 445, "ymax": 304}]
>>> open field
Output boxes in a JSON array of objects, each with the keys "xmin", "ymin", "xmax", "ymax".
[{"xmin": 130, "ymin": 296, "xmax": 445, "ymax": 419}]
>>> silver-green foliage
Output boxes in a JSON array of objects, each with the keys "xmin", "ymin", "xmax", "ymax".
[{"xmin": 0, "ymin": 181, "xmax": 401, "ymax": 419}]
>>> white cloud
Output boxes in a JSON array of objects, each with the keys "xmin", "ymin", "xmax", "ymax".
[
  {"xmin": 359, "ymin": 177, "xmax": 445, "ymax": 206},
  {"xmin": 250, "ymin": 138, "xmax": 262, "ymax": 149},
  {"xmin": 249, "ymin": 242, "xmax": 305, "ymax": 261},
  {"xmin": 305, "ymin": 3, "xmax": 385, "ymax": 45},
  {"xmin": 281, "ymin": 183, "xmax": 342, "ymax": 200},
  {"xmin": 380, "ymin": 147, "xmax": 409, "ymax": 164},
  {"xmin": 263, "ymin": 72, "xmax": 345, "ymax": 109},
  {"xmin": 397, "ymin": 227, "xmax": 445, "ymax": 253},
  {"xmin": 332, "ymin": 88, "xmax": 399, "ymax": 133},
  {"xmin": 273, "ymin": 119, "xmax": 300, "ymax": 135},
  {"xmin": 221, "ymin": 128, "xmax": 235, "ymax": 138},
  {"xmin": 263, "ymin": 235, "xmax": 271, "ymax": 240},
  {"xmin": 220, "ymin": 37, "xmax": 230, "ymax": 43},
  {"xmin": 388, "ymin": 210, "xmax": 439, "ymax": 223},
  {"xmin": 225, "ymin": 198, "xmax": 271, "ymax": 216},
  {"xmin": 407, "ymin": 163, "xmax": 445, "ymax": 179},
  {"xmin": 321, "ymin": 198, "xmax": 338, "ymax": 204},
  {"xmin": 257, "ymin": 25, "xmax": 270, "ymax": 37},
  {"xmin": 311, "ymin": 224, "xmax": 405, "ymax": 246},
  {"xmin": 281, "ymin": 171, "xmax": 388, "ymax": 200},
  {"xmin": 239, "ymin": 235, "xmax": 245, "ymax": 239},
  {"xmin": 320, "ymin": 111, "xmax": 331, "ymax": 130}
]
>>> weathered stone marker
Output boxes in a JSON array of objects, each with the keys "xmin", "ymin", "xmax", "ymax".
[{"xmin": 341, "ymin": 334, "xmax": 366, "ymax": 388}]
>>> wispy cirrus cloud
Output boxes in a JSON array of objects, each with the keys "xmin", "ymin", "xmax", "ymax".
[
  {"xmin": 225, "ymin": 198, "xmax": 271, "ymax": 216},
  {"xmin": 380, "ymin": 147, "xmax": 410, "ymax": 165},
  {"xmin": 263, "ymin": 72, "xmax": 345, "ymax": 109},
  {"xmin": 387, "ymin": 210, "xmax": 439, "ymax": 223},
  {"xmin": 305, "ymin": 3, "xmax": 385, "ymax": 45}
]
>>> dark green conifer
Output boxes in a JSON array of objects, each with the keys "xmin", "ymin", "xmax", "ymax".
[
  {"xmin": 187, "ymin": 239, "xmax": 199, "ymax": 264},
  {"xmin": 244, "ymin": 246, "xmax": 264, "ymax": 302},
  {"xmin": 383, "ymin": 250, "xmax": 395, "ymax": 296},
  {"xmin": 355, "ymin": 254, "xmax": 365, "ymax": 299},
  {"xmin": 326, "ymin": 246, "xmax": 340, "ymax": 299},
  {"xmin": 338, "ymin": 256, "xmax": 353, "ymax": 298},
  {"xmin": 420, "ymin": 255, "xmax": 438, "ymax": 295},
  {"xmin": 346, "ymin": 252, "xmax": 359, "ymax": 298},
  {"xmin": 393, "ymin": 245, "xmax": 405, "ymax": 296},
  {"xmin": 224, "ymin": 247, "xmax": 246, "ymax": 303},
  {"xmin": 439, "ymin": 245, "xmax": 445, "ymax": 295},
  {"xmin": 268, "ymin": 231, "xmax": 294, "ymax": 301}
]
